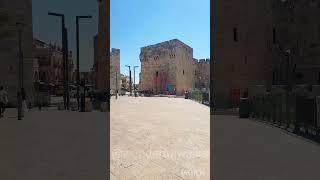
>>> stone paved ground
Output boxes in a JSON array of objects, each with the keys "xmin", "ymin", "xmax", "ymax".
[
  {"xmin": 214, "ymin": 115, "xmax": 320, "ymax": 180},
  {"xmin": 0, "ymin": 108, "xmax": 107, "ymax": 180},
  {"xmin": 110, "ymin": 96, "xmax": 210, "ymax": 179}
]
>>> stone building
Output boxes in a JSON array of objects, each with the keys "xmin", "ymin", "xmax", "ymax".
[
  {"xmin": 0, "ymin": 0, "xmax": 33, "ymax": 106},
  {"xmin": 120, "ymin": 74, "xmax": 131, "ymax": 92},
  {"xmin": 110, "ymin": 48, "xmax": 120, "ymax": 93},
  {"xmin": 139, "ymin": 39, "xmax": 194, "ymax": 95},
  {"xmin": 33, "ymin": 39, "xmax": 74, "ymax": 86},
  {"xmin": 93, "ymin": 0, "xmax": 109, "ymax": 92},
  {"xmin": 213, "ymin": 0, "xmax": 320, "ymax": 108},
  {"xmin": 271, "ymin": 0, "xmax": 320, "ymax": 86},
  {"xmin": 213, "ymin": 0, "xmax": 276, "ymax": 108},
  {"xmin": 193, "ymin": 58, "xmax": 210, "ymax": 91}
]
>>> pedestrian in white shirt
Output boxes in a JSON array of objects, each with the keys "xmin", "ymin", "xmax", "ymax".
[{"xmin": 0, "ymin": 86, "xmax": 8, "ymax": 118}]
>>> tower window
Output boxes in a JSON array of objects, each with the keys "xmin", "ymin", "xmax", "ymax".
[
  {"xmin": 273, "ymin": 27, "xmax": 276, "ymax": 44},
  {"xmin": 296, "ymin": 72, "xmax": 303, "ymax": 80},
  {"xmin": 233, "ymin": 27, "xmax": 238, "ymax": 42}
]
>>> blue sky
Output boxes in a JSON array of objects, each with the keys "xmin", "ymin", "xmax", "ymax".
[
  {"xmin": 111, "ymin": 0, "xmax": 210, "ymax": 82},
  {"xmin": 32, "ymin": 0, "xmax": 210, "ymax": 81}
]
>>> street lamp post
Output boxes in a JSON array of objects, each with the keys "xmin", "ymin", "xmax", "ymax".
[
  {"xmin": 285, "ymin": 49, "xmax": 292, "ymax": 90},
  {"xmin": 48, "ymin": 12, "xmax": 69, "ymax": 110},
  {"xmin": 125, "ymin": 65, "xmax": 131, "ymax": 96},
  {"xmin": 76, "ymin": 15, "xmax": 92, "ymax": 110},
  {"xmin": 115, "ymin": 68, "xmax": 118, "ymax": 99},
  {"xmin": 16, "ymin": 22, "xmax": 25, "ymax": 120},
  {"xmin": 133, "ymin": 66, "xmax": 139, "ymax": 97}
]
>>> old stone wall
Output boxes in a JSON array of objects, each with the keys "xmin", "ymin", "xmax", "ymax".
[
  {"xmin": 213, "ymin": 0, "xmax": 274, "ymax": 108},
  {"xmin": 174, "ymin": 45, "xmax": 194, "ymax": 94},
  {"xmin": 194, "ymin": 58, "xmax": 210, "ymax": 90},
  {"xmin": 272, "ymin": 0, "xmax": 320, "ymax": 85},
  {"xmin": 213, "ymin": 0, "xmax": 320, "ymax": 108},
  {"xmin": 94, "ymin": 0, "xmax": 109, "ymax": 92},
  {"xmin": 0, "ymin": 0, "xmax": 33, "ymax": 106},
  {"xmin": 110, "ymin": 48, "xmax": 120, "ymax": 93},
  {"xmin": 139, "ymin": 39, "xmax": 195, "ymax": 95}
]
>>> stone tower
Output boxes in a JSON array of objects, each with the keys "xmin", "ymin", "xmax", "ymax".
[
  {"xmin": 139, "ymin": 39, "xmax": 194, "ymax": 95},
  {"xmin": 213, "ymin": 0, "xmax": 274, "ymax": 108},
  {"xmin": 110, "ymin": 48, "xmax": 120, "ymax": 93}
]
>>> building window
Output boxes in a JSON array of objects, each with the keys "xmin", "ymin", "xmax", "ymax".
[
  {"xmin": 273, "ymin": 27, "xmax": 276, "ymax": 44},
  {"xmin": 244, "ymin": 56, "xmax": 248, "ymax": 64},
  {"xmin": 156, "ymin": 71, "xmax": 158, "ymax": 76},
  {"xmin": 233, "ymin": 27, "xmax": 238, "ymax": 42},
  {"xmin": 183, "ymin": 70, "xmax": 185, "ymax": 75},
  {"xmin": 296, "ymin": 72, "xmax": 303, "ymax": 80},
  {"xmin": 170, "ymin": 54, "xmax": 175, "ymax": 58}
]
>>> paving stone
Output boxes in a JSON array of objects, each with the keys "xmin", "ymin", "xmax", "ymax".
[{"xmin": 110, "ymin": 96, "xmax": 210, "ymax": 179}]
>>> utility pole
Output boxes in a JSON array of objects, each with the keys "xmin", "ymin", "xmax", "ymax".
[
  {"xmin": 133, "ymin": 66, "xmax": 139, "ymax": 97},
  {"xmin": 76, "ymin": 15, "xmax": 92, "ymax": 110},
  {"xmin": 80, "ymin": 79, "xmax": 86, "ymax": 112},
  {"xmin": 48, "ymin": 12, "xmax": 69, "ymax": 110},
  {"xmin": 125, "ymin": 65, "xmax": 131, "ymax": 96},
  {"xmin": 64, "ymin": 28, "xmax": 70, "ymax": 110},
  {"xmin": 16, "ymin": 22, "xmax": 24, "ymax": 120}
]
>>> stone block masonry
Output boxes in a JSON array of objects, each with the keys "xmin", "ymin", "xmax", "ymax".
[
  {"xmin": 110, "ymin": 48, "xmax": 120, "ymax": 93},
  {"xmin": 139, "ymin": 39, "xmax": 196, "ymax": 95},
  {"xmin": 0, "ymin": 0, "xmax": 34, "ymax": 106}
]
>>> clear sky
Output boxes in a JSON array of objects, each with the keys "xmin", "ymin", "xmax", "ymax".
[
  {"xmin": 32, "ymin": 0, "xmax": 99, "ymax": 72},
  {"xmin": 32, "ymin": 0, "xmax": 210, "ymax": 81},
  {"xmin": 111, "ymin": 0, "xmax": 210, "ymax": 83}
]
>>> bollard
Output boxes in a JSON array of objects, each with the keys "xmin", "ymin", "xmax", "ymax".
[
  {"xmin": 281, "ymin": 93, "xmax": 286, "ymax": 127},
  {"xmin": 316, "ymin": 96, "xmax": 320, "ymax": 139},
  {"xmin": 239, "ymin": 98, "xmax": 249, "ymax": 118},
  {"xmin": 252, "ymin": 96, "xmax": 256, "ymax": 118},
  {"xmin": 256, "ymin": 96, "xmax": 260, "ymax": 119},
  {"xmin": 272, "ymin": 94, "xmax": 276, "ymax": 123},
  {"xmin": 266, "ymin": 94, "xmax": 272, "ymax": 122},
  {"xmin": 262, "ymin": 96, "xmax": 267, "ymax": 120},
  {"xmin": 273, "ymin": 94, "xmax": 280, "ymax": 124},
  {"xmin": 100, "ymin": 102, "xmax": 107, "ymax": 112}
]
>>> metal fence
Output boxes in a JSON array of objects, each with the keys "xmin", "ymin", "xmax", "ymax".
[{"xmin": 247, "ymin": 90, "xmax": 320, "ymax": 140}]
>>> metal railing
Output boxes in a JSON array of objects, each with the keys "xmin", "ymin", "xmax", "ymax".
[{"xmin": 246, "ymin": 88, "xmax": 320, "ymax": 141}]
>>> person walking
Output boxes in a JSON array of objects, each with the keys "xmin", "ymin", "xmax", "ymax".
[
  {"xmin": 0, "ymin": 86, "xmax": 8, "ymax": 118},
  {"xmin": 21, "ymin": 88, "xmax": 28, "ymax": 117}
]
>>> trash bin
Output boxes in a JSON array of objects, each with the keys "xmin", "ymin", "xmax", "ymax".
[
  {"xmin": 239, "ymin": 98, "xmax": 249, "ymax": 118},
  {"xmin": 184, "ymin": 91, "xmax": 189, "ymax": 99}
]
